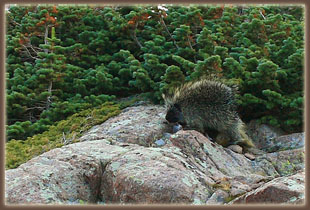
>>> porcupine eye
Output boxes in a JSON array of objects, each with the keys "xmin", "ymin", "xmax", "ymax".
[{"xmin": 165, "ymin": 104, "xmax": 185, "ymax": 125}]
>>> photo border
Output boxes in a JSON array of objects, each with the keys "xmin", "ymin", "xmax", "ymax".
[{"xmin": 1, "ymin": 0, "xmax": 308, "ymax": 209}]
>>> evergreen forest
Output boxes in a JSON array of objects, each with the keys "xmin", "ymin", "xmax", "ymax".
[{"xmin": 5, "ymin": 4, "xmax": 304, "ymax": 168}]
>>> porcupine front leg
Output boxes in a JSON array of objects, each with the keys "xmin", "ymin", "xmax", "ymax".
[{"xmin": 202, "ymin": 127, "xmax": 219, "ymax": 142}]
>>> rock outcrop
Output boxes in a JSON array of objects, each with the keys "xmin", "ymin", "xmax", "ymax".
[
  {"xmin": 79, "ymin": 105, "xmax": 171, "ymax": 146},
  {"xmin": 229, "ymin": 171, "xmax": 305, "ymax": 204},
  {"xmin": 247, "ymin": 120, "xmax": 304, "ymax": 153},
  {"xmin": 5, "ymin": 104, "xmax": 305, "ymax": 205}
]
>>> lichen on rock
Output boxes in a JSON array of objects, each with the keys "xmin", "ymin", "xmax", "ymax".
[{"xmin": 5, "ymin": 104, "xmax": 305, "ymax": 205}]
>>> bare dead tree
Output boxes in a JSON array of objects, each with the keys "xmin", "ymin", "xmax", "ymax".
[{"xmin": 131, "ymin": 21, "xmax": 143, "ymax": 48}]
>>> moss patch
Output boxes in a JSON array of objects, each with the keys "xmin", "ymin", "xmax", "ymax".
[
  {"xmin": 224, "ymin": 193, "xmax": 246, "ymax": 203},
  {"xmin": 5, "ymin": 101, "xmax": 124, "ymax": 169}
]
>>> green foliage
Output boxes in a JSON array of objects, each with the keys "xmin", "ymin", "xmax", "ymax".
[
  {"xmin": 6, "ymin": 5, "xmax": 304, "ymax": 144},
  {"xmin": 161, "ymin": 65, "xmax": 185, "ymax": 96},
  {"xmin": 5, "ymin": 102, "xmax": 121, "ymax": 169}
]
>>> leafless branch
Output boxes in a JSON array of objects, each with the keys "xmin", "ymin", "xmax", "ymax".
[
  {"xmin": 131, "ymin": 21, "xmax": 143, "ymax": 48},
  {"xmin": 160, "ymin": 16, "xmax": 179, "ymax": 49},
  {"xmin": 187, "ymin": 35, "xmax": 193, "ymax": 50},
  {"xmin": 44, "ymin": 24, "xmax": 51, "ymax": 53},
  {"xmin": 21, "ymin": 45, "xmax": 39, "ymax": 60},
  {"xmin": 45, "ymin": 81, "xmax": 53, "ymax": 110},
  {"xmin": 26, "ymin": 106, "xmax": 45, "ymax": 111},
  {"xmin": 10, "ymin": 19, "xmax": 21, "ymax": 26},
  {"xmin": 27, "ymin": 43, "xmax": 39, "ymax": 55},
  {"xmin": 187, "ymin": 35, "xmax": 197, "ymax": 62},
  {"xmin": 259, "ymin": 10, "xmax": 266, "ymax": 20}
]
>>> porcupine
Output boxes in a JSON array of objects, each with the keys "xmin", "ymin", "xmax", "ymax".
[{"xmin": 162, "ymin": 79, "xmax": 254, "ymax": 148}]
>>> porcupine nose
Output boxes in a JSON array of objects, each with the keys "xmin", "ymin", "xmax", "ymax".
[{"xmin": 165, "ymin": 111, "xmax": 178, "ymax": 123}]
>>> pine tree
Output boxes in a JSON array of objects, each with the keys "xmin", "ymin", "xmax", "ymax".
[{"xmin": 6, "ymin": 5, "xmax": 304, "ymax": 141}]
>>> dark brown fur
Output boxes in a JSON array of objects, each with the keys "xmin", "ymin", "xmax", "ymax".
[{"xmin": 163, "ymin": 79, "xmax": 254, "ymax": 148}]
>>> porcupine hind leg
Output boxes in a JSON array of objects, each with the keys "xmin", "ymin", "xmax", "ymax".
[{"xmin": 224, "ymin": 119, "xmax": 255, "ymax": 148}]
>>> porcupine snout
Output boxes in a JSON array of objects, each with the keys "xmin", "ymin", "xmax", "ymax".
[{"xmin": 165, "ymin": 104, "xmax": 186, "ymax": 124}]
